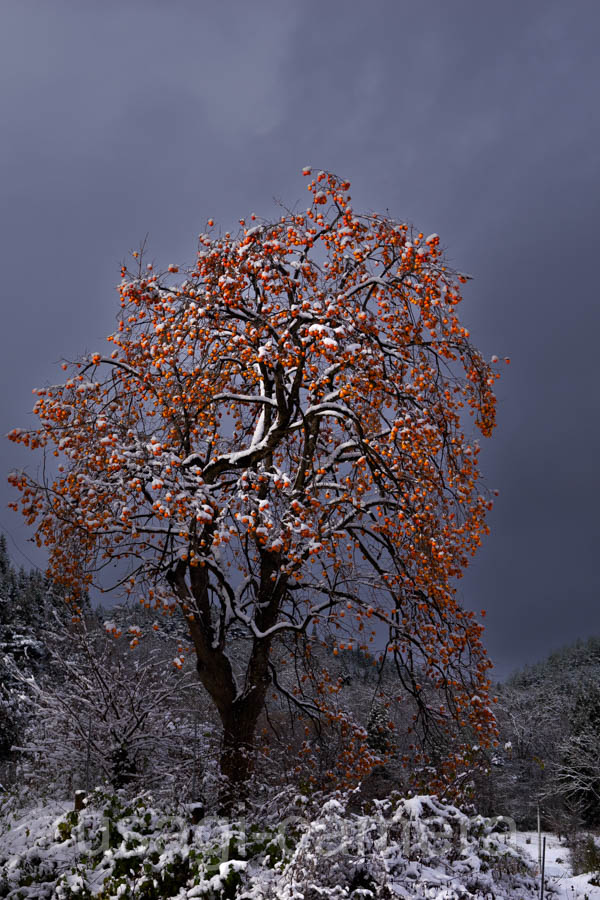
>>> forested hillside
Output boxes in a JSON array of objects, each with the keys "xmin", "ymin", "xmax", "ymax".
[
  {"xmin": 487, "ymin": 637, "xmax": 600, "ymax": 831},
  {"xmin": 0, "ymin": 536, "xmax": 75, "ymax": 778}
]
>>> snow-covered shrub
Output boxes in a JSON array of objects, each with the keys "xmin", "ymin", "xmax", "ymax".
[
  {"xmin": 271, "ymin": 794, "xmax": 541, "ymax": 899},
  {"xmin": 569, "ymin": 833, "xmax": 600, "ymax": 880},
  {"xmin": 0, "ymin": 787, "xmax": 294, "ymax": 899},
  {"xmin": 0, "ymin": 790, "xmax": 547, "ymax": 899},
  {"xmin": 14, "ymin": 621, "xmax": 216, "ymax": 802}
]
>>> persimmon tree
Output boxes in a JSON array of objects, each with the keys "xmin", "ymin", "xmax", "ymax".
[{"xmin": 9, "ymin": 170, "xmax": 501, "ymax": 802}]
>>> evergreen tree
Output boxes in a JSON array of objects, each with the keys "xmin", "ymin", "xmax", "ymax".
[{"xmin": 366, "ymin": 700, "xmax": 394, "ymax": 757}]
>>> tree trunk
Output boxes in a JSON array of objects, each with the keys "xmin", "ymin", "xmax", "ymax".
[
  {"xmin": 168, "ymin": 554, "xmax": 282, "ymax": 811},
  {"xmin": 218, "ymin": 691, "xmax": 265, "ymax": 811}
]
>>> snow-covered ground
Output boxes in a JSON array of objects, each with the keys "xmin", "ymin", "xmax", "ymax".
[{"xmin": 517, "ymin": 830, "xmax": 600, "ymax": 899}]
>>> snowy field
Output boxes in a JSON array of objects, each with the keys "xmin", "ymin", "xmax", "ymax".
[{"xmin": 516, "ymin": 830, "xmax": 600, "ymax": 899}]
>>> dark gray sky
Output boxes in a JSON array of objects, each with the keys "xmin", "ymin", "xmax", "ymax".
[{"xmin": 1, "ymin": 1, "xmax": 599, "ymax": 680}]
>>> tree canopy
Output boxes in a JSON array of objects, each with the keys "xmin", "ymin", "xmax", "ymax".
[{"xmin": 9, "ymin": 170, "xmax": 501, "ymax": 798}]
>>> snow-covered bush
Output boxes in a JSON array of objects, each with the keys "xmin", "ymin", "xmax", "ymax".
[
  {"xmin": 13, "ymin": 620, "xmax": 216, "ymax": 802},
  {"xmin": 0, "ymin": 790, "xmax": 546, "ymax": 899},
  {"xmin": 0, "ymin": 787, "xmax": 291, "ymax": 899},
  {"xmin": 272, "ymin": 794, "xmax": 540, "ymax": 900},
  {"xmin": 569, "ymin": 833, "xmax": 600, "ymax": 880}
]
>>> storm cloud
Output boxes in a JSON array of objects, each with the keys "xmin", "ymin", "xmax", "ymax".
[{"xmin": 1, "ymin": 0, "xmax": 598, "ymax": 679}]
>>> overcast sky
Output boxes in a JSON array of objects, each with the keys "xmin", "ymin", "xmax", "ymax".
[{"xmin": 1, "ymin": 1, "xmax": 598, "ymax": 679}]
